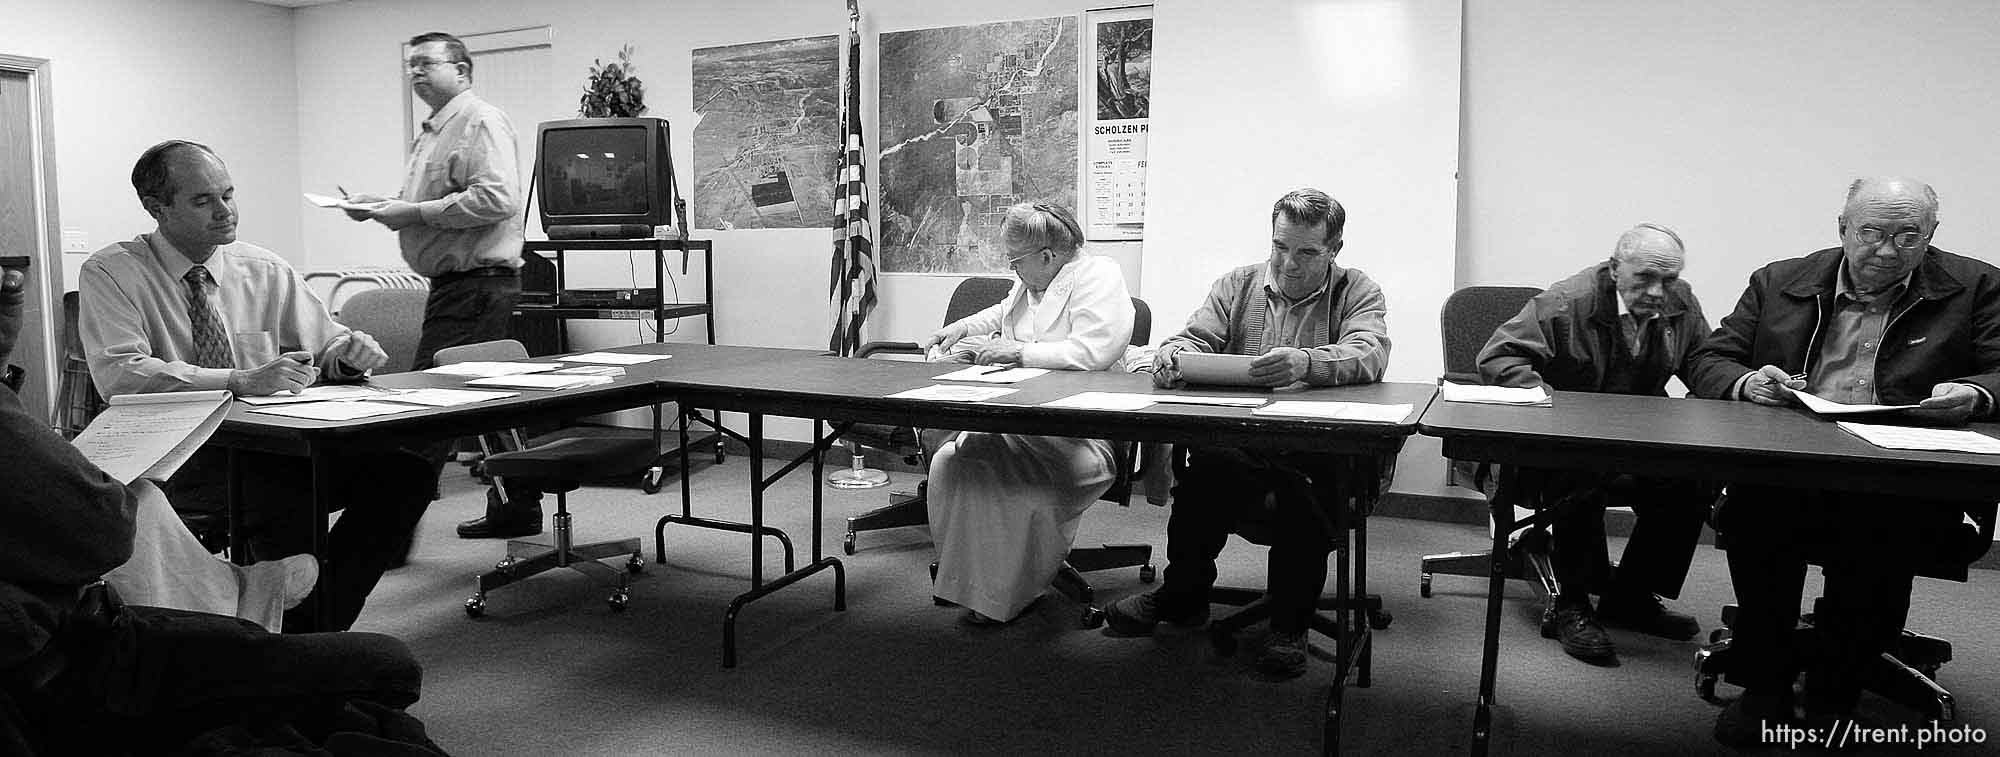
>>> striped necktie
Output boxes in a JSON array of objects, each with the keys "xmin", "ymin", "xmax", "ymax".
[{"xmin": 184, "ymin": 266, "xmax": 234, "ymax": 369}]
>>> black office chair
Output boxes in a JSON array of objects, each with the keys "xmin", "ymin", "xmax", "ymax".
[
  {"xmin": 1416, "ymin": 285, "xmax": 1557, "ymax": 600},
  {"xmin": 442, "ymin": 339, "xmax": 651, "ymax": 617},
  {"xmin": 1692, "ymin": 498, "xmax": 1996, "ymax": 721}
]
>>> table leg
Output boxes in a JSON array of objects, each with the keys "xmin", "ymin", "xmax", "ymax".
[
  {"xmin": 719, "ymin": 412, "xmax": 846, "ymax": 668},
  {"xmin": 1472, "ymin": 490, "xmax": 1513, "ymax": 756}
]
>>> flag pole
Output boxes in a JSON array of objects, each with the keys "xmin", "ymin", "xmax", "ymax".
[{"xmin": 827, "ymin": 0, "xmax": 890, "ymax": 490}]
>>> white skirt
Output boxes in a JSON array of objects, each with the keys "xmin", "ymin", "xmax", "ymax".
[{"xmin": 927, "ymin": 431, "xmax": 1116, "ymax": 621}]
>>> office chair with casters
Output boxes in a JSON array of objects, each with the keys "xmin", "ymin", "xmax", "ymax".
[
  {"xmin": 435, "ymin": 340, "xmax": 651, "ymax": 617},
  {"xmin": 1415, "ymin": 285, "xmax": 1556, "ymax": 599},
  {"xmin": 1692, "ymin": 498, "xmax": 1995, "ymax": 721},
  {"xmin": 840, "ymin": 276, "xmax": 1016, "ymax": 548}
]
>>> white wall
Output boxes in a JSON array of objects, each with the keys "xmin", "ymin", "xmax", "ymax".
[
  {"xmin": 2, "ymin": 0, "xmax": 301, "ymax": 288},
  {"xmin": 1460, "ymin": 0, "xmax": 2000, "ymax": 304}
]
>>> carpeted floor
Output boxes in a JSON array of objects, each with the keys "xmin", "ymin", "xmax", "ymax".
[{"xmin": 352, "ymin": 458, "xmax": 1999, "ymax": 755}]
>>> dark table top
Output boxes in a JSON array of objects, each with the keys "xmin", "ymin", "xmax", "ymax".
[
  {"xmin": 1418, "ymin": 389, "xmax": 2000, "ymax": 500},
  {"xmin": 214, "ymin": 343, "xmax": 1437, "ymax": 456}
]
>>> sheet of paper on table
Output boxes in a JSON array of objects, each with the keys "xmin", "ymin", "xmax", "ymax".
[
  {"xmin": 1251, "ymin": 401, "xmax": 1415, "ymax": 424},
  {"xmin": 561, "ymin": 352, "xmax": 674, "ymax": 365},
  {"xmin": 378, "ymin": 388, "xmax": 518, "ymax": 407},
  {"xmin": 464, "ymin": 374, "xmax": 615, "ymax": 391},
  {"xmin": 423, "ymin": 362, "xmax": 564, "ymax": 378},
  {"xmin": 235, "ymin": 384, "xmax": 405, "ymax": 405},
  {"xmin": 1794, "ymin": 390, "xmax": 1920, "ymax": 415},
  {"xmin": 931, "ymin": 366, "xmax": 1050, "ymax": 383},
  {"xmin": 1835, "ymin": 421, "xmax": 2000, "ymax": 454},
  {"xmin": 886, "ymin": 385, "xmax": 1020, "ymax": 402},
  {"xmin": 247, "ymin": 400, "xmax": 420, "ymax": 421},
  {"xmin": 1041, "ymin": 392, "xmax": 1158, "ymax": 411},
  {"xmin": 1437, "ymin": 382, "xmax": 1552, "ymax": 406}
]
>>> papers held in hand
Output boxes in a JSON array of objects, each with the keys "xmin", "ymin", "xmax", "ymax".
[
  {"xmin": 302, "ymin": 192, "xmax": 387, "ymax": 212},
  {"xmin": 1792, "ymin": 390, "xmax": 1920, "ymax": 415},
  {"xmin": 1437, "ymin": 382, "xmax": 1552, "ymax": 406},
  {"xmin": 71, "ymin": 390, "xmax": 232, "ymax": 484},
  {"xmin": 1174, "ymin": 352, "xmax": 1262, "ymax": 387}
]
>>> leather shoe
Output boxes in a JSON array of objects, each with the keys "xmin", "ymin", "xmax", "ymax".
[
  {"xmin": 1103, "ymin": 590, "xmax": 1209, "ymax": 636},
  {"xmin": 457, "ymin": 488, "xmax": 543, "ymax": 539},
  {"xmin": 1542, "ymin": 599, "xmax": 1616, "ymax": 664},
  {"xmin": 1253, "ymin": 629, "xmax": 1310, "ymax": 680},
  {"xmin": 1597, "ymin": 591, "xmax": 1701, "ymax": 640}
]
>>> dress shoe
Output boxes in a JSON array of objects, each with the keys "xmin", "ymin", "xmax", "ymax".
[
  {"xmin": 1714, "ymin": 689, "xmax": 1798, "ymax": 748},
  {"xmin": 1103, "ymin": 590, "xmax": 1209, "ymax": 636},
  {"xmin": 1597, "ymin": 590, "xmax": 1701, "ymax": 640},
  {"xmin": 1253, "ymin": 629, "xmax": 1310, "ymax": 680},
  {"xmin": 1542, "ymin": 599, "xmax": 1616, "ymax": 664},
  {"xmin": 458, "ymin": 487, "xmax": 543, "ymax": 539}
]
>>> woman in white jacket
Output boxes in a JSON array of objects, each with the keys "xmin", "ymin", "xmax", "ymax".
[{"xmin": 920, "ymin": 202, "xmax": 1135, "ymax": 624}]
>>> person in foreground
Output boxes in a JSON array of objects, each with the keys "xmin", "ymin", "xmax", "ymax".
[
  {"xmin": 1475, "ymin": 223, "xmax": 1718, "ymax": 663},
  {"xmin": 1105, "ymin": 188, "xmax": 1390, "ymax": 679},
  {"xmin": 1686, "ymin": 178, "xmax": 2000, "ymax": 746},
  {"xmin": 78, "ymin": 140, "xmax": 434, "ymax": 633},
  {"xmin": 0, "ymin": 267, "xmax": 446, "ymax": 755},
  {"xmin": 346, "ymin": 31, "xmax": 542, "ymax": 541},
  {"xmin": 918, "ymin": 202, "xmax": 1136, "ymax": 624}
]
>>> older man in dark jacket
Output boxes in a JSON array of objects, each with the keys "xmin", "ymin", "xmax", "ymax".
[
  {"xmin": 1476, "ymin": 223, "xmax": 1717, "ymax": 664},
  {"xmin": 1688, "ymin": 178, "xmax": 2000, "ymax": 746}
]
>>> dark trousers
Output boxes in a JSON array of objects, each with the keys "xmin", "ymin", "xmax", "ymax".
[
  {"xmin": 1717, "ymin": 486, "xmax": 1971, "ymax": 710},
  {"xmin": 3, "ymin": 600, "xmax": 437, "ymax": 755},
  {"xmin": 410, "ymin": 271, "xmax": 519, "ymax": 373},
  {"xmin": 1500, "ymin": 469, "xmax": 1713, "ymax": 601},
  {"xmin": 162, "ymin": 448, "xmax": 434, "ymax": 633},
  {"xmin": 1158, "ymin": 446, "xmax": 1341, "ymax": 634}
]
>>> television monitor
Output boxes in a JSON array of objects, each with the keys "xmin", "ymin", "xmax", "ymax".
[{"xmin": 536, "ymin": 117, "xmax": 682, "ymax": 239}]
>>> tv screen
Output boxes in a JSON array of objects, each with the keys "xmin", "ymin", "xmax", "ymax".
[{"xmin": 543, "ymin": 125, "xmax": 652, "ymax": 215}]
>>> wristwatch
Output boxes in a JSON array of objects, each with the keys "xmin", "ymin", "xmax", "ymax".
[{"xmin": 2, "ymin": 364, "xmax": 22, "ymax": 392}]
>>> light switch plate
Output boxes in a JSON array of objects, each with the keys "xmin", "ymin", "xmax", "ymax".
[{"xmin": 62, "ymin": 228, "xmax": 89, "ymax": 254}]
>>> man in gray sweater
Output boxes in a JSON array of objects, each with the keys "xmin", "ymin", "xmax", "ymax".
[{"xmin": 1105, "ymin": 188, "xmax": 1390, "ymax": 680}]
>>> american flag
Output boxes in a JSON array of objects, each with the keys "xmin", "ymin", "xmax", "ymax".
[{"xmin": 828, "ymin": 1, "xmax": 877, "ymax": 356}]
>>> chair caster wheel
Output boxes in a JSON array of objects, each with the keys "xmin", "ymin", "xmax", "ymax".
[
  {"xmin": 494, "ymin": 559, "xmax": 515, "ymax": 574},
  {"xmin": 1080, "ymin": 607, "xmax": 1105, "ymax": 629},
  {"xmin": 627, "ymin": 552, "xmax": 645, "ymax": 574},
  {"xmin": 608, "ymin": 590, "xmax": 630, "ymax": 612},
  {"xmin": 928, "ymin": 562, "xmax": 938, "ymax": 583},
  {"xmin": 1139, "ymin": 564, "xmax": 1156, "ymax": 583},
  {"xmin": 1210, "ymin": 628, "xmax": 1238, "ymax": 656},
  {"xmin": 714, "ymin": 444, "xmax": 726, "ymax": 465},
  {"xmin": 1696, "ymin": 673, "xmax": 1718, "ymax": 701},
  {"xmin": 464, "ymin": 594, "xmax": 486, "ymax": 618},
  {"xmin": 842, "ymin": 532, "xmax": 857, "ymax": 556},
  {"xmin": 642, "ymin": 467, "xmax": 663, "ymax": 495},
  {"xmin": 1420, "ymin": 574, "xmax": 1433, "ymax": 598},
  {"xmin": 1369, "ymin": 610, "xmax": 1393, "ymax": 630}
]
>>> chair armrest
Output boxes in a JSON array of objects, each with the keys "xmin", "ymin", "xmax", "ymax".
[{"xmin": 857, "ymin": 340, "xmax": 923, "ymax": 359}]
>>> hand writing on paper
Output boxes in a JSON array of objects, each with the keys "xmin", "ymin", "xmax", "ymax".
[
  {"xmin": 363, "ymin": 200, "xmax": 425, "ymax": 231},
  {"xmin": 230, "ymin": 351, "xmax": 315, "ymax": 396},
  {"xmin": 975, "ymin": 337, "xmax": 1025, "ymax": 367},
  {"xmin": 1249, "ymin": 346, "xmax": 1311, "ymax": 387},
  {"xmin": 1742, "ymin": 365, "xmax": 1806, "ymax": 406},
  {"xmin": 340, "ymin": 192, "xmax": 390, "ymax": 221},
  {"xmin": 1907, "ymin": 382, "xmax": 1984, "ymax": 425}
]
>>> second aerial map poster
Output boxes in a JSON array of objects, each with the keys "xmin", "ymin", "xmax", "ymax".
[
  {"xmin": 691, "ymin": 36, "xmax": 840, "ymax": 230},
  {"xmin": 877, "ymin": 16, "xmax": 1079, "ymax": 274}
]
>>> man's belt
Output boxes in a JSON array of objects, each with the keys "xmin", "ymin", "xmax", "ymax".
[{"xmin": 430, "ymin": 266, "xmax": 517, "ymax": 287}]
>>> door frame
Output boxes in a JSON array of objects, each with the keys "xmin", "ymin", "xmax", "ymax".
[{"xmin": 0, "ymin": 53, "xmax": 61, "ymax": 423}]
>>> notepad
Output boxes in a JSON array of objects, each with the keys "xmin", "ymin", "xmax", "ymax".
[
  {"xmin": 1437, "ymin": 382, "xmax": 1552, "ymax": 406},
  {"xmin": 1175, "ymin": 352, "xmax": 1261, "ymax": 387},
  {"xmin": 1250, "ymin": 401, "xmax": 1414, "ymax": 423},
  {"xmin": 71, "ymin": 390, "xmax": 232, "ymax": 484},
  {"xmin": 465, "ymin": 374, "xmax": 616, "ymax": 391},
  {"xmin": 1794, "ymin": 390, "xmax": 1919, "ymax": 415},
  {"xmin": 302, "ymin": 192, "xmax": 386, "ymax": 212},
  {"xmin": 932, "ymin": 366, "xmax": 1050, "ymax": 383}
]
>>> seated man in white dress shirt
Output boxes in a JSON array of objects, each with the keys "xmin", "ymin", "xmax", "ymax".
[
  {"xmin": 78, "ymin": 140, "xmax": 434, "ymax": 633},
  {"xmin": 918, "ymin": 202, "xmax": 1136, "ymax": 624}
]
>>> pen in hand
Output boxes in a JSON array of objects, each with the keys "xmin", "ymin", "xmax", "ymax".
[{"xmin": 337, "ymin": 185, "xmax": 350, "ymax": 199}]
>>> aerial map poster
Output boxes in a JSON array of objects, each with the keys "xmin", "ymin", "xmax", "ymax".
[
  {"xmin": 691, "ymin": 35, "xmax": 840, "ymax": 230},
  {"xmin": 877, "ymin": 16, "xmax": 1079, "ymax": 274}
]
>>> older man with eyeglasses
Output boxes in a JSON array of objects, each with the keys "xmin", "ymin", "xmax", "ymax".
[{"xmin": 1687, "ymin": 177, "xmax": 2000, "ymax": 745}]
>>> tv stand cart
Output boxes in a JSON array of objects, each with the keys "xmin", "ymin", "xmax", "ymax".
[{"xmin": 515, "ymin": 237, "xmax": 723, "ymax": 493}]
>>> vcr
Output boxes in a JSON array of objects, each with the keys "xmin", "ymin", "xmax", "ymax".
[{"xmin": 558, "ymin": 287, "xmax": 663, "ymax": 308}]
